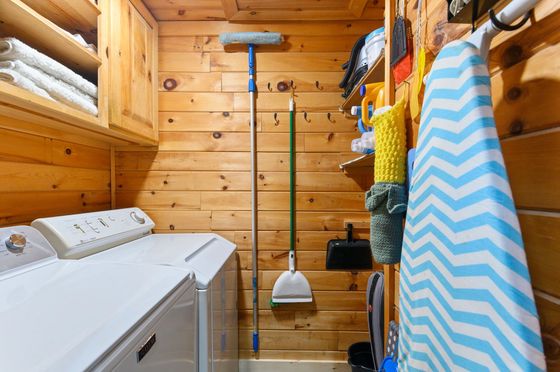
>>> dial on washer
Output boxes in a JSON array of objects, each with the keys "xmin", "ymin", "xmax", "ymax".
[
  {"xmin": 130, "ymin": 211, "xmax": 146, "ymax": 224},
  {"xmin": 5, "ymin": 233, "xmax": 26, "ymax": 253}
]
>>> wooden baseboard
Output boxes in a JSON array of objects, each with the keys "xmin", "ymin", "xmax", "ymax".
[{"xmin": 239, "ymin": 359, "xmax": 350, "ymax": 372}]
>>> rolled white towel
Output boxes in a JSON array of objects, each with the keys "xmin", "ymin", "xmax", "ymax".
[
  {"xmin": 0, "ymin": 60, "xmax": 98, "ymax": 116},
  {"xmin": 65, "ymin": 31, "xmax": 98, "ymax": 54},
  {"xmin": 0, "ymin": 37, "xmax": 97, "ymax": 99},
  {"xmin": 0, "ymin": 68, "xmax": 53, "ymax": 101},
  {"xmin": 0, "ymin": 59, "xmax": 98, "ymax": 107},
  {"xmin": 4, "ymin": 54, "xmax": 99, "ymax": 107}
]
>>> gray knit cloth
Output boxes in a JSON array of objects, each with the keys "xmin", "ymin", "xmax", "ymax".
[{"xmin": 365, "ymin": 183, "xmax": 407, "ymax": 264}]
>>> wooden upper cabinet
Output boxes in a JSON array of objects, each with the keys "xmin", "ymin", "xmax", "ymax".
[{"xmin": 101, "ymin": 0, "xmax": 158, "ymax": 144}]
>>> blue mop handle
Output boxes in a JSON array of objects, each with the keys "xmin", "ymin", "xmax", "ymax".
[
  {"xmin": 248, "ymin": 42, "xmax": 259, "ymax": 354},
  {"xmin": 252, "ymin": 275, "xmax": 258, "ymax": 352},
  {"xmin": 253, "ymin": 331, "xmax": 259, "ymax": 353},
  {"xmin": 248, "ymin": 44, "xmax": 256, "ymax": 92}
]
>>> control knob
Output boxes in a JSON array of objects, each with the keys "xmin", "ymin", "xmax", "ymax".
[
  {"xmin": 130, "ymin": 211, "xmax": 146, "ymax": 224},
  {"xmin": 5, "ymin": 233, "xmax": 26, "ymax": 253}
]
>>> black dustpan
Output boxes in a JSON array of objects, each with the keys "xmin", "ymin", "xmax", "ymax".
[{"xmin": 326, "ymin": 224, "xmax": 372, "ymax": 270}]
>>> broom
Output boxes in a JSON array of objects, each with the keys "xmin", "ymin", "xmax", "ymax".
[{"xmin": 270, "ymin": 93, "xmax": 313, "ymax": 304}]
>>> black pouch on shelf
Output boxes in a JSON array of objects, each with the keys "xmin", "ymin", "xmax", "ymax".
[{"xmin": 326, "ymin": 223, "xmax": 372, "ymax": 270}]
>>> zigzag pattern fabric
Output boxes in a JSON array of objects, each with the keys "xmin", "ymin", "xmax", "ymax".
[{"xmin": 398, "ymin": 41, "xmax": 546, "ymax": 371}]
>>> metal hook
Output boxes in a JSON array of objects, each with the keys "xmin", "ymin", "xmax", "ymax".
[
  {"xmin": 315, "ymin": 80, "xmax": 323, "ymax": 90},
  {"xmin": 273, "ymin": 113, "xmax": 280, "ymax": 126},
  {"xmin": 303, "ymin": 111, "xmax": 311, "ymax": 123},
  {"xmin": 327, "ymin": 112, "xmax": 335, "ymax": 123},
  {"xmin": 290, "ymin": 80, "xmax": 296, "ymax": 89},
  {"xmin": 488, "ymin": 8, "xmax": 532, "ymax": 31},
  {"xmin": 267, "ymin": 82, "xmax": 272, "ymax": 92}
]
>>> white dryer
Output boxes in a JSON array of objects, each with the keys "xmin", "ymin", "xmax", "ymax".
[
  {"xmin": 0, "ymin": 225, "xmax": 197, "ymax": 371},
  {"xmin": 33, "ymin": 207, "xmax": 238, "ymax": 372}
]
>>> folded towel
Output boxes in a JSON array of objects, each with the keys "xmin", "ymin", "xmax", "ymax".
[
  {"xmin": 0, "ymin": 68, "xmax": 53, "ymax": 101},
  {"xmin": 65, "ymin": 31, "xmax": 98, "ymax": 54},
  {"xmin": 365, "ymin": 183, "xmax": 407, "ymax": 264},
  {"xmin": 0, "ymin": 37, "xmax": 97, "ymax": 98},
  {"xmin": 0, "ymin": 60, "xmax": 98, "ymax": 116},
  {"xmin": 3, "ymin": 57, "xmax": 98, "ymax": 107}
]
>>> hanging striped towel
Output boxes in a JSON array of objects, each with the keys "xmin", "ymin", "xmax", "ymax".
[{"xmin": 398, "ymin": 40, "xmax": 546, "ymax": 371}]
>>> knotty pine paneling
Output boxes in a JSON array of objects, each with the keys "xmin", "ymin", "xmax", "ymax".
[
  {"xmin": 230, "ymin": 230, "xmax": 369, "ymax": 251},
  {"xmin": 144, "ymin": 0, "xmax": 384, "ymax": 22},
  {"xmin": 116, "ymin": 151, "xmax": 361, "ymax": 172},
  {"xmin": 158, "ymin": 20, "xmax": 384, "ymax": 37},
  {"xmin": 239, "ymin": 270, "xmax": 373, "ymax": 291},
  {"xmin": 0, "ymin": 119, "xmax": 111, "ymax": 226},
  {"xmin": 159, "ymin": 35, "xmax": 363, "ymax": 54},
  {"xmin": 116, "ymin": 19, "xmax": 383, "ymax": 360},
  {"xmin": 398, "ymin": 0, "xmax": 560, "ymax": 368}
]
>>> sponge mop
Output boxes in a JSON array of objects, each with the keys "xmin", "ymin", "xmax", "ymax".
[
  {"xmin": 219, "ymin": 32, "xmax": 283, "ymax": 45},
  {"xmin": 219, "ymin": 31, "xmax": 284, "ymax": 354}
]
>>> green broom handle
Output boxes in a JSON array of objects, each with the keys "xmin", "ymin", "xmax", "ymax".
[{"xmin": 290, "ymin": 97, "xmax": 295, "ymax": 253}]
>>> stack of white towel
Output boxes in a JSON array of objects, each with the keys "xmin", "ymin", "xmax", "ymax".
[{"xmin": 0, "ymin": 37, "xmax": 98, "ymax": 116}]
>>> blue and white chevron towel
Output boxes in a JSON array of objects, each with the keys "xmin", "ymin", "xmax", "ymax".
[{"xmin": 398, "ymin": 40, "xmax": 546, "ymax": 371}]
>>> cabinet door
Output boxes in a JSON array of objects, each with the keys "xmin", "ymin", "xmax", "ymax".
[{"xmin": 106, "ymin": 0, "xmax": 158, "ymax": 143}]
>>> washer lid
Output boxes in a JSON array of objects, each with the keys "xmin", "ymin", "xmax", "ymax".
[
  {"xmin": 83, "ymin": 233, "xmax": 236, "ymax": 289},
  {"xmin": 0, "ymin": 260, "xmax": 194, "ymax": 371}
]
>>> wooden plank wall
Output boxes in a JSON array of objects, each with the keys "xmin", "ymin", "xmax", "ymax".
[
  {"xmin": 395, "ymin": 0, "xmax": 560, "ymax": 369},
  {"xmin": 0, "ymin": 116, "xmax": 111, "ymax": 226},
  {"xmin": 115, "ymin": 20, "xmax": 383, "ymax": 360}
]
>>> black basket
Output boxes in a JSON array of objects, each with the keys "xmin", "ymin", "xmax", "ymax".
[{"xmin": 348, "ymin": 342, "xmax": 375, "ymax": 372}]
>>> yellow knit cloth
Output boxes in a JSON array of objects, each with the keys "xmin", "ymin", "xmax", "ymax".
[{"xmin": 370, "ymin": 98, "xmax": 407, "ymax": 184}]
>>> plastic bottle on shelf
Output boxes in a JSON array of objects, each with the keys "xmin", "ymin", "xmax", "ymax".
[
  {"xmin": 358, "ymin": 118, "xmax": 370, "ymax": 133},
  {"xmin": 350, "ymin": 105, "xmax": 373, "ymax": 118},
  {"xmin": 351, "ymin": 139, "xmax": 373, "ymax": 154},
  {"xmin": 362, "ymin": 131, "xmax": 376, "ymax": 148},
  {"xmin": 351, "ymin": 130, "xmax": 376, "ymax": 154}
]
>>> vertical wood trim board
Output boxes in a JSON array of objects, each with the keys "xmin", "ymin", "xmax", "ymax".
[
  {"xmin": 383, "ymin": 0, "xmax": 397, "ymax": 346},
  {"xmin": 110, "ymin": 145, "xmax": 116, "ymax": 209}
]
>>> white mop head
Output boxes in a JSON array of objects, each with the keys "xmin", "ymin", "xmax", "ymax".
[{"xmin": 219, "ymin": 32, "xmax": 283, "ymax": 45}]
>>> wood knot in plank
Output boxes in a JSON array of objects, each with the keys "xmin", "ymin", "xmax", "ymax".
[
  {"xmin": 506, "ymin": 87, "xmax": 522, "ymax": 101},
  {"xmin": 502, "ymin": 44, "xmax": 523, "ymax": 68},
  {"xmin": 163, "ymin": 78, "xmax": 177, "ymax": 90},
  {"xmin": 509, "ymin": 120, "xmax": 524, "ymax": 135}
]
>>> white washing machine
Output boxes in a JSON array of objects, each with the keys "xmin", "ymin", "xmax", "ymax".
[
  {"xmin": 0, "ymin": 225, "xmax": 197, "ymax": 371},
  {"xmin": 33, "ymin": 207, "xmax": 238, "ymax": 372}
]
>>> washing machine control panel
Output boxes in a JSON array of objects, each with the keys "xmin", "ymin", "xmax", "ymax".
[
  {"xmin": 31, "ymin": 208, "xmax": 155, "ymax": 259},
  {"xmin": 0, "ymin": 226, "xmax": 57, "ymax": 275}
]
